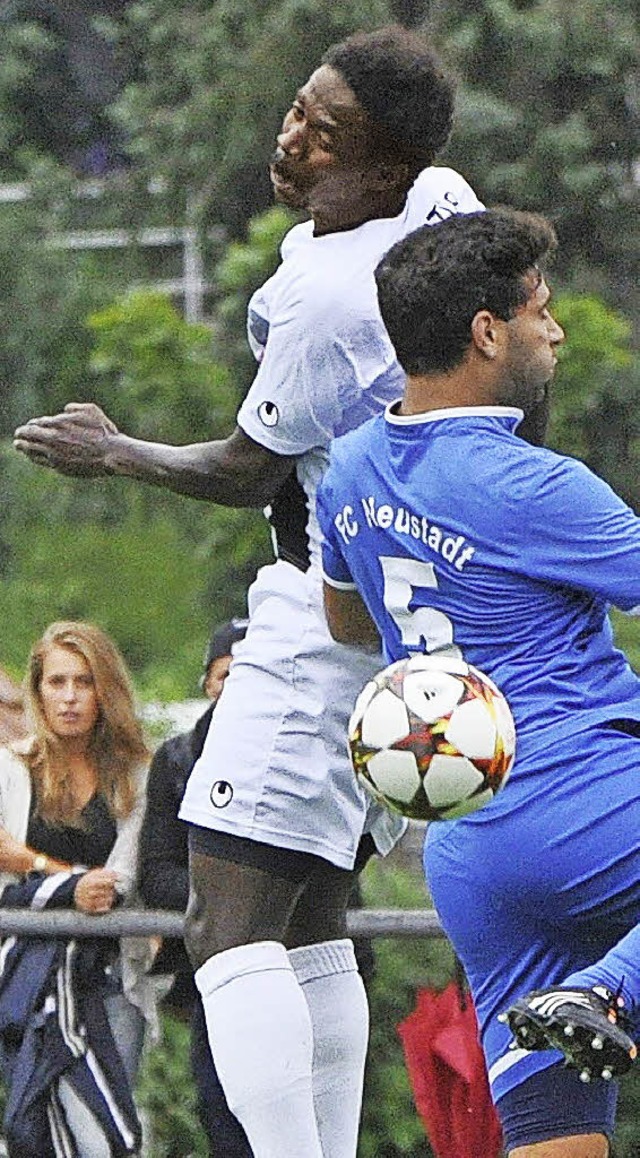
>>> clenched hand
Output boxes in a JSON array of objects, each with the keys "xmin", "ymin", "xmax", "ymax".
[{"xmin": 74, "ymin": 867, "xmax": 119, "ymax": 914}]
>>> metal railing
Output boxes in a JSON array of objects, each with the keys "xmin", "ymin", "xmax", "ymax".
[
  {"xmin": 0, "ymin": 908, "xmax": 444, "ymax": 939},
  {"xmin": 0, "ymin": 180, "xmax": 212, "ymax": 323},
  {"xmin": 0, "ymin": 906, "xmax": 446, "ymax": 1158}
]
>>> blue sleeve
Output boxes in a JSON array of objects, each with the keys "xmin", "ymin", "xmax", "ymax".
[
  {"xmin": 517, "ymin": 456, "xmax": 640, "ymax": 611},
  {"xmin": 317, "ymin": 471, "xmax": 357, "ymax": 588},
  {"xmin": 1, "ymin": 872, "xmax": 79, "ymax": 909}
]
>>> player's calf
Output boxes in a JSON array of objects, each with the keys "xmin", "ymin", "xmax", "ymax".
[{"xmin": 499, "ymin": 985, "xmax": 637, "ymax": 1083}]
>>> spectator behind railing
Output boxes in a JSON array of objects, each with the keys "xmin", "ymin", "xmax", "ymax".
[{"xmin": 0, "ymin": 621, "xmax": 154, "ymax": 1158}]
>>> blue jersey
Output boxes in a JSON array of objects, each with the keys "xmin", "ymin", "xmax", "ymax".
[{"xmin": 318, "ymin": 406, "xmax": 640, "ymax": 777}]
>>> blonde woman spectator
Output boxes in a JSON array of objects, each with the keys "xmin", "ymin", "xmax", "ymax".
[{"xmin": 0, "ymin": 621, "xmax": 151, "ymax": 1157}]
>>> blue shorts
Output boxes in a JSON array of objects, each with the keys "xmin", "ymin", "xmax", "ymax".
[
  {"xmin": 424, "ymin": 722, "xmax": 640, "ymax": 1138},
  {"xmin": 499, "ymin": 1062, "xmax": 617, "ymax": 1151}
]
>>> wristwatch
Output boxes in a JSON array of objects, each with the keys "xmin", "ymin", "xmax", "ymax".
[{"xmin": 32, "ymin": 853, "xmax": 49, "ymax": 873}]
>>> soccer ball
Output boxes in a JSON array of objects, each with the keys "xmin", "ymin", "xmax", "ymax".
[{"xmin": 348, "ymin": 654, "xmax": 515, "ymax": 821}]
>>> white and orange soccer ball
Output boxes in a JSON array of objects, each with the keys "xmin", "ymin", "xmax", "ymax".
[{"xmin": 348, "ymin": 654, "xmax": 515, "ymax": 822}]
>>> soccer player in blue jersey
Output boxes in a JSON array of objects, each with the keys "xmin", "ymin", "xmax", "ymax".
[{"xmin": 317, "ymin": 207, "xmax": 640, "ymax": 1157}]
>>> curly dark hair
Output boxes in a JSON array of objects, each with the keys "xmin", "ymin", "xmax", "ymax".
[
  {"xmin": 375, "ymin": 208, "xmax": 557, "ymax": 375},
  {"xmin": 322, "ymin": 25, "xmax": 454, "ymax": 171}
]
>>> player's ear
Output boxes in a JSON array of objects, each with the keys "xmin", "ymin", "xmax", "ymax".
[{"xmin": 471, "ymin": 310, "xmax": 501, "ymax": 360}]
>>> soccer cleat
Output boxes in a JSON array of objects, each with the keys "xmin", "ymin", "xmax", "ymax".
[{"xmin": 498, "ymin": 985, "xmax": 638, "ymax": 1081}]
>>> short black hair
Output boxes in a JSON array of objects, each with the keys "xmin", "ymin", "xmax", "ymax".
[
  {"xmin": 203, "ymin": 617, "xmax": 249, "ymax": 672},
  {"xmin": 322, "ymin": 25, "xmax": 454, "ymax": 169},
  {"xmin": 375, "ymin": 208, "xmax": 557, "ymax": 375}
]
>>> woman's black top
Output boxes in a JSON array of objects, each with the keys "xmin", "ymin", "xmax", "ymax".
[{"xmin": 27, "ymin": 792, "xmax": 117, "ymax": 867}]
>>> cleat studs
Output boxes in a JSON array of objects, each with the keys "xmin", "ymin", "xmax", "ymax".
[{"xmin": 495, "ymin": 986, "xmax": 637, "ymax": 1076}]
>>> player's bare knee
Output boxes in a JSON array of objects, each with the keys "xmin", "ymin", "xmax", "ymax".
[
  {"xmin": 184, "ymin": 851, "xmax": 239, "ymax": 964},
  {"xmin": 184, "ymin": 886, "xmax": 218, "ymax": 967},
  {"xmin": 186, "ymin": 848, "xmax": 308, "ymax": 962}
]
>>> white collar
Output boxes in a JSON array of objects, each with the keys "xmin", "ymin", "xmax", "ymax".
[{"xmin": 384, "ymin": 403, "xmax": 524, "ymax": 426}]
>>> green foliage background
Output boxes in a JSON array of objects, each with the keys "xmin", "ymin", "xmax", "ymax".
[
  {"xmin": 0, "ymin": 0, "xmax": 637, "ymax": 690},
  {"xmin": 0, "ymin": 1, "xmax": 638, "ymax": 1151}
]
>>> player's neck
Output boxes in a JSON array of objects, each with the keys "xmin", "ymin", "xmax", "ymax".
[
  {"xmin": 311, "ymin": 183, "xmax": 409, "ymax": 236},
  {"xmin": 399, "ymin": 370, "xmax": 499, "ymax": 416}
]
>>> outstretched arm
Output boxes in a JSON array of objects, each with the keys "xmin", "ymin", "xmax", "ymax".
[{"xmin": 14, "ymin": 403, "xmax": 296, "ymax": 508}]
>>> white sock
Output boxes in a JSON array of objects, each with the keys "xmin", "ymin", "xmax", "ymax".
[
  {"xmin": 195, "ymin": 940, "xmax": 323, "ymax": 1158},
  {"xmin": 288, "ymin": 939, "xmax": 369, "ymax": 1158}
]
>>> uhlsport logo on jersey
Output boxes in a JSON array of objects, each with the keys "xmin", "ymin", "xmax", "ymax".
[
  {"xmin": 210, "ymin": 780, "xmax": 234, "ymax": 808},
  {"xmin": 258, "ymin": 401, "xmax": 279, "ymax": 427}
]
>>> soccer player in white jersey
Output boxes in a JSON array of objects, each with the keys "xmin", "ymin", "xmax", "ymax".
[
  {"xmin": 12, "ymin": 27, "xmax": 547, "ymax": 1158},
  {"xmin": 318, "ymin": 207, "xmax": 640, "ymax": 1157}
]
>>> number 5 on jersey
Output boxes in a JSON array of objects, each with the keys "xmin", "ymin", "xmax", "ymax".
[{"xmin": 380, "ymin": 556, "xmax": 461, "ymax": 658}]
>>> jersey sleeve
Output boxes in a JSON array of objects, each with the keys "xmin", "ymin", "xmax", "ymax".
[
  {"xmin": 405, "ymin": 166, "xmax": 485, "ymax": 229},
  {"xmin": 512, "ymin": 455, "xmax": 640, "ymax": 611},
  {"xmin": 317, "ymin": 468, "xmax": 358, "ymax": 589},
  {"xmin": 237, "ymin": 289, "xmax": 397, "ymax": 456},
  {"xmin": 456, "ymin": 177, "xmax": 485, "ymax": 214}
]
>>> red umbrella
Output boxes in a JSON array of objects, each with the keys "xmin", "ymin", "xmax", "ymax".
[{"xmin": 397, "ymin": 979, "xmax": 503, "ymax": 1158}]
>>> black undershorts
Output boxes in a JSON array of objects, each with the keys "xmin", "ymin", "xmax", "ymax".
[{"xmin": 188, "ymin": 825, "xmax": 376, "ymax": 882}]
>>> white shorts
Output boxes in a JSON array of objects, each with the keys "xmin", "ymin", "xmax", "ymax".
[{"xmin": 179, "ymin": 560, "xmax": 405, "ymax": 870}]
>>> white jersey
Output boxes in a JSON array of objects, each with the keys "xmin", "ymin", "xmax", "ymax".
[
  {"xmin": 239, "ymin": 166, "xmax": 483, "ymax": 573},
  {"xmin": 179, "ymin": 167, "xmax": 483, "ymax": 868}
]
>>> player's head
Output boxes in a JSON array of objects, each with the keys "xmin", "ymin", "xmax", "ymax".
[
  {"xmin": 270, "ymin": 26, "xmax": 454, "ymax": 220},
  {"xmin": 322, "ymin": 26, "xmax": 454, "ymax": 171},
  {"xmin": 201, "ymin": 617, "xmax": 248, "ymax": 702},
  {"xmin": 375, "ymin": 207, "xmax": 564, "ymax": 411}
]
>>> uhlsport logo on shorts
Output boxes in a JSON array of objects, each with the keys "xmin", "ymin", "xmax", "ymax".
[
  {"xmin": 258, "ymin": 400, "xmax": 279, "ymax": 427},
  {"xmin": 210, "ymin": 780, "xmax": 234, "ymax": 808}
]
